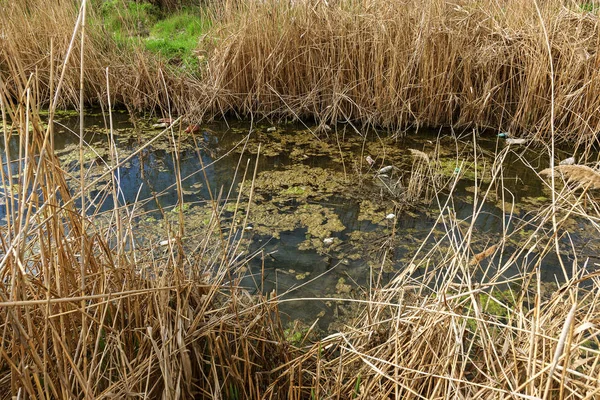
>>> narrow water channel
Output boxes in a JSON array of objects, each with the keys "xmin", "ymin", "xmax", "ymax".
[{"xmin": 2, "ymin": 111, "xmax": 598, "ymax": 329}]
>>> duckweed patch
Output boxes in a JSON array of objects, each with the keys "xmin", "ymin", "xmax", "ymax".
[
  {"xmin": 357, "ymin": 200, "xmax": 394, "ymax": 225},
  {"xmin": 247, "ymin": 202, "xmax": 345, "ymax": 243},
  {"xmin": 243, "ymin": 165, "xmax": 348, "ymax": 202},
  {"xmin": 43, "ymin": 115, "xmax": 592, "ymax": 329}
]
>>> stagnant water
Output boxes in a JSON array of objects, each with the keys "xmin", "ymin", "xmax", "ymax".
[{"xmin": 2, "ymin": 111, "xmax": 598, "ymax": 329}]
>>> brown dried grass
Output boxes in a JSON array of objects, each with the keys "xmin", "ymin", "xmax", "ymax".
[
  {"xmin": 4, "ymin": 0, "xmax": 600, "ymax": 142},
  {"xmin": 3, "ymin": 2, "xmax": 600, "ymax": 399},
  {"xmin": 0, "ymin": 18, "xmax": 292, "ymax": 397},
  {"xmin": 541, "ymin": 164, "xmax": 600, "ymax": 190},
  {"xmin": 0, "ymin": 0, "xmax": 206, "ymax": 114},
  {"xmin": 272, "ymin": 146, "xmax": 600, "ymax": 399},
  {"xmin": 206, "ymin": 0, "xmax": 600, "ymax": 142}
]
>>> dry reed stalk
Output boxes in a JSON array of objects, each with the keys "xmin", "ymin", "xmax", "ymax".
[
  {"xmin": 205, "ymin": 0, "xmax": 600, "ymax": 142},
  {"xmin": 3, "ymin": 2, "xmax": 600, "ymax": 399},
  {"xmin": 468, "ymin": 244, "xmax": 499, "ymax": 266},
  {"xmin": 408, "ymin": 148, "xmax": 430, "ymax": 163},
  {"xmin": 0, "ymin": 0, "xmax": 206, "ymax": 115},
  {"xmin": 0, "ymin": 8, "xmax": 294, "ymax": 398},
  {"xmin": 540, "ymin": 164, "xmax": 600, "ymax": 190},
  {"xmin": 5, "ymin": 0, "xmax": 600, "ymax": 141},
  {"xmin": 0, "ymin": 104, "xmax": 293, "ymax": 399},
  {"xmin": 267, "ymin": 143, "xmax": 600, "ymax": 399}
]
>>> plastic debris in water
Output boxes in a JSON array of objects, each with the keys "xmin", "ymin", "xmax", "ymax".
[
  {"xmin": 506, "ymin": 138, "xmax": 528, "ymax": 145},
  {"xmin": 377, "ymin": 165, "xmax": 394, "ymax": 175},
  {"xmin": 366, "ymin": 155, "xmax": 375, "ymax": 166},
  {"xmin": 559, "ymin": 156, "xmax": 576, "ymax": 166},
  {"xmin": 385, "ymin": 213, "xmax": 395, "ymax": 220},
  {"xmin": 267, "ymin": 126, "xmax": 276, "ymax": 132},
  {"xmin": 152, "ymin": 122, "xmax": 168, "ymax": 129},
  {"xmin": 185, "ymin": 124, "xmax": 201, "ymax": 133},
  {"xmin": 323, "ymin": 237, "xmax": 334, "ymax": 245},
  {"xmin": 454, "ymin": 167, "xmax": 461, "ymax": 174},
  {"xmin": 498, "ymin": 132, "xmax": 509, "ymax": 138}
]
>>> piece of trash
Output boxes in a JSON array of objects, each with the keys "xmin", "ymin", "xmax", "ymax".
[
  {"xmin": 506, "ymin": 138, "xmax": 528, "ymax": 145},
  {"xmin": 385, "ymin": 213, "xmax": 395, "ymax": 220},
  {"xmin": 316, "ymin": 124, "xmax": 332, "ymax": 134},
  {"xmin": 158, "ymin": 118, "xmax": 174, "ymax": 124},
  {"xmin": 244, "ymin": 225, "xmax": 253, "ymax": 231},
  {"xmin": 454, "ymin": 167, "xmax": 461, "ymax": 174},
  {"xmin": 498, "ymin": 132, "xmax": 509, "ymax": 138},
  {"xmin": 559, "ymin": 156, "xmax": 576, "ymax": 166},
  {"xmin": 323, "ymin": 237, "xmax": 334, "ymax": 245},
  {"xmin": 159, "ymin": 239, "xmax": 175, "ymax": 246},
  {"xmin": 185, "ymin": 124, "xmax": 201, "ymax": 134},
  {"xmin": 266, "ymin": 126, "xmax": 276, "ymax": 132},
  {"xmin": 152, "ymin": 123, "xmax": 168, "ymax": 129},
  {"xmin": 377, "ymin": 165, "xmax": 394, "ymax": 175},
  {"xmin": 366, "ymin": 155, "xmax": 375, "ymax": 166}
]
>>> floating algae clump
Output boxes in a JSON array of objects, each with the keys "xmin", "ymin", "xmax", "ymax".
[
  {"xmin": 357, "ymin": 200, "xmax": 395, "ymax": 225},
  {"xmin": 238, "ymin": 164, "xmax": 351, "ymax": 251},
  {"xmin": 244, "ymin": 164, "xmax": 348, "ymax": 202},
  {"xmin": 249, "ymin": 203, "xmax": 345, "ymax": 241}
]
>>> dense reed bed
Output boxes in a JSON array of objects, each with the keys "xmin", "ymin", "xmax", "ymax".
[
  {"xmin": 0, "ymin": 30, "xmax": 292, "ymax": 397},
  {"xmin": 5, "ymin": 0, "xmax": 600, "ymax": 142},
  {"xmin": 0, "ymin": 0, "xmax": 211, "ymax": 114},
  {"xmin": 2, "ymin": 1, "xmax": 600, "ymax": 399},
  {"xmin": 207, "ymin": 0, "xmax": 600, "ymax": 142}
]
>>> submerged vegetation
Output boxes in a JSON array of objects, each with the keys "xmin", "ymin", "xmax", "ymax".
[{"xmin": 2, "ymin": 0, "xmax": 600, "ymax": 399}]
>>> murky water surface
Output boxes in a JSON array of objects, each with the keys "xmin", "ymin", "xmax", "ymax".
[{"xmin": 2, "ymin": 111, "xmax": 598, "ymax": 328}]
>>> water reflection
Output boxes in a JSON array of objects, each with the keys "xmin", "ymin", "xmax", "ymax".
[{"xmin": 1, "ymin": 111, "xmax": 597, "ymax": 328}]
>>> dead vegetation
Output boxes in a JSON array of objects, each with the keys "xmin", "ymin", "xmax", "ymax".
[
  {"xmin": 4, "ymin": 0, "xmax": 600, "ymax": 142},
  {"xmin": 206, "ymin": 0, "xmax": 600, "ymax": 143},
  {"xmin": 0, "ymin": 27, "xmax": 292, "ymax": 397},
  {"xmin": 541, "ymin": 164, "xmax": 600, "ymax": 190},
  {"xmin": 0, "ymin": 0, "xmax": 210, "ymax": 114},
  {"xmin": 2, "ymin": 1, "xmax": 600, "ymax": 399}
]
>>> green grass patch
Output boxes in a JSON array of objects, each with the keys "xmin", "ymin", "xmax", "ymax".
[
  {"xmin": 145, "ymin": 10, "xmax": 212, "ymax": 74},
  {"xmin": 97, "ymin": 0, "xmax": 160, "ymax": 46},
  {"xmin": 93, "ymin": 1, "xmax": 210, "ymax": 74},
  {"xmin": 579, "ymin": 2, "xmax": 600, "ymax": 13}
]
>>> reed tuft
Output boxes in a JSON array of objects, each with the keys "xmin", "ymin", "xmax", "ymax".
[{"xmin": 540, "ymin": 164, "xmax": 600, "ymax": 190}]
